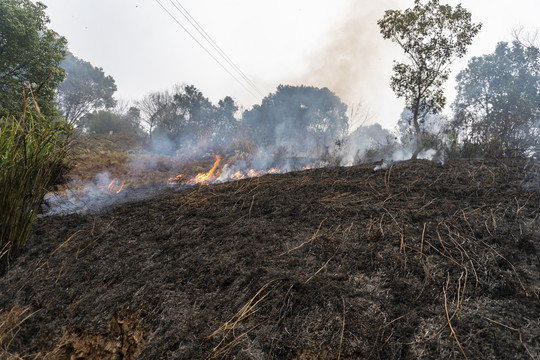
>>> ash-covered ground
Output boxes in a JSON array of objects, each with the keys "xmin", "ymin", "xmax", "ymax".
[{"xmin": 1, "ymin": 158, "xmax": 539, "ymax": 359}]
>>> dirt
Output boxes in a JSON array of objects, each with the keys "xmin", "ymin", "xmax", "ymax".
[{"xmin": 1, "ymin": 158, "xmax": 539, "ymax": 359}]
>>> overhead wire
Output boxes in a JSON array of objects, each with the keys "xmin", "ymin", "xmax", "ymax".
[
  {"xmin": 154, "ymin": 0, "xmax": 262, "ymax": 100},
  {"xmin": 169, "ymin": 0, "xmax": 265, "ymax": 97}
]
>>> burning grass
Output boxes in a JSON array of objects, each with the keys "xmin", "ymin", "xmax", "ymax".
[{"xmin": 1, "ymin": 158, "xmax": 539, "ymax": 358}]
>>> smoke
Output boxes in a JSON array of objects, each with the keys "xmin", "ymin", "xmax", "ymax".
[
  {"xmin": 42, "ymin": 171, "xmax": 126, "ymax": 215},
  {"xmin": 297, "ymin": 0, "xmax": 403, "ymax": 128}
]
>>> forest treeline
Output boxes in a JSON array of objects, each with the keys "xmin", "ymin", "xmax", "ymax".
[{"xmin": 2, "ymin": 0, "xmax": 540, "ymax": 164}]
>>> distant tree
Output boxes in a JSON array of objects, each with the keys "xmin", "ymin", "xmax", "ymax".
[
  {"xmin": 173, "ymin": 84, "xmax": 215, "ymax": 139},
  {"xmin": 82, "ymin": 108, "xmax": 141, "ymax": 135},
  {"xmin": 57, "ymin": 52, "xmax": 117, "ymax": 126},
  {"xmin": 139, "ymin": 86, "xmax": 238, "ymax": 151},
  {"xmin": 346, "ymin": 123, "xmax": 396, "ymax": 163},
  {"xmin": 214, "ymin": 96, "xmax": 239, "ymax": 144},
  {"xmin": 0, "ymin": 0, "xmax": 67, "ymax": 118},
  {"xmin": 242, "ymin": 85, "xmax": 348, "ymax": 152},
  {"xmin": 378, "ymin": 0, "xmax": 481, "ymax": 158},
  {"xmin": 137, "ymin": 90, "xmax": 175, "ymax": 139},
  {"xmin": 125, "ymin": 106, "xmax": 142, "ymax": 132},
  {"xmin": 452, "ymin": 41, "xmax": 540, "ymax": 156}
]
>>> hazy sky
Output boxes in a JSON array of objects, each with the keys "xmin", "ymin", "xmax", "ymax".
[{"xmin": 40, "ymin": 0, "xmax": 540, "ymax": 129}]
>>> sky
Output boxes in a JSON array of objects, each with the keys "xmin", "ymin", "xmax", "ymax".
[{"xmin": 39, "ymin": 0, "xmax": 540, "ymax": 130}]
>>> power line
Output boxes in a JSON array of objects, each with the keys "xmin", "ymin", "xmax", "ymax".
[
  {"xmin": 169, "ymin": 0, "xmax": 265, "ymax": 97},
  {"xmin": 155, "ymin": 0, "xmax": 261, "ymax": 100}
]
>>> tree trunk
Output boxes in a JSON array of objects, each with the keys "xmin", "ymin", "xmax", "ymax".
[{"xmin": 411, "ymin": 102, "xmax": 422, "ymax": 160}]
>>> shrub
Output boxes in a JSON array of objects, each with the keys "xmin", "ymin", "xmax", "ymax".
[{"xmin": 0, "ymin": 94, "xmax": 71, "ymax": 253}]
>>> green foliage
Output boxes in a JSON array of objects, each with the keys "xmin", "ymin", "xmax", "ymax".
[
  {"xmin": 170, "ymin": 84, "xmax": 216, "ymax": 139},
  {"xmin": 82, "ymin": 108, "xmax": 141, "ymax": 135},
  {"xmin": 57, "ymin": 52, "xmax": 117, "ymax": 125},
  {"xmin": 452, "ymin": 41, "xmax": 540, "ymax": 156},
  {"xmin": 139, "ymin": 85, "xmax": 240, "ymax": 151},
  {"xmin": 242, "ymin": 85, "xmax": 348, "ymax": 149},
  {"xmin": 0, "ymin": 98, "xmax": 72, "ymax": 252},
  {"xmin": 0, "ymin": 0, "xmax": 67, "ymax": 118},
  {"xmin": 378, "ymin": 0, "xmax": 481, "ymax": 158}
]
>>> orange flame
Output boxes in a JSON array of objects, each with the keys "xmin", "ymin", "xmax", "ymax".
[
  {"xmin": 166, "ymin": 174, "xmax": 184, "ymax": 186},
  {"xmin": 166, "ymin": 155, "xmax": 283, "ymax": 186},
  {"xmin": 107, "ymin": 178, "xmax": 126, "ymax": 194},
  {"xmin": 246, "ymin": 169, "xmax": 261, "ymax": 177},
  {"xmin": 230, "ymin": 171, "xmax": 246, "ymax": 180},
  {"xmin": 168, "ymin": 155, "xmax": 222, "ymax": 186},
  {"xmin": 186, "ymin": 155, "xmax": 221, "ymax": 185}
]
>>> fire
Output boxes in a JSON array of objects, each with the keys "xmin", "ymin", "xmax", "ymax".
[
  {"xmin": 186, "ymin": 155, "xmax": 221, "ymax": 185},
  {"xmin": 247, "ymin": 169, "xmax": 262, "ymax": 177},
  {"xmin": 166, "ymin": 174, "xmax": 184, "ymax": 186},
  {"xmin": 230, "ymin": 171, "xmax": 246, "ymax": 180},
  {"xmin": 167, "ymin": 155, "xmax": 222, "ymax": 186},
  {"xmin": 107, "ymin": 178, "xmax": 126, "ymax": 194},
  {"xmin": 166, "ymin": 155, "xmax": 283, "ymax": 186}
]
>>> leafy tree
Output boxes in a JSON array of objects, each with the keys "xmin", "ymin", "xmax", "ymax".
[
  {"xmin": 82, "ymin": 108, "xmax": 141, "ymax": 135},
  {"xmin": 378, "ymin": 0, "xmax": 481, "ymax": 158},
  {"xmin": 452, "ymin": 41, "xmax": 540, "ymax": 156},
  {"xmin": 173, "ymin": 84, "xmax": 215, "ymax": 139},
  {"xmin": 0, "ymin": 0, "xmax": 67, "ymax": 118},
  {"xmin": 242, "ymin": 85, "xmax": 348, "ymax": 153},
  {"xmin": 57, "ymin": 52, "xmax": 117, "ymax": 125},
  {"xmin": 214, "ymin": 96, "xmax": 239, "ymax": 144}
]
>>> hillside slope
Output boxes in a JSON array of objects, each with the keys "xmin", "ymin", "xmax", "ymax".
[{"xmin": 1, "ymin": 159, "xmax": 539, "ymax": 359}]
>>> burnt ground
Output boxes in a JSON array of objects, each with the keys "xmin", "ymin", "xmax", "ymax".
[{"xmin": 1, "ymin": 158, "xmax": 539, "ymax": 359}]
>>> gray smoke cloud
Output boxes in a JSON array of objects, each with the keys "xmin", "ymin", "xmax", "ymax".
[{"xmin": 297, "ymin": 0, "xmax": 404, "ymax": 129}]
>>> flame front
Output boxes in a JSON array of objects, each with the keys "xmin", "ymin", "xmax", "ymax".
[
  {"xmin": 167, "ymin": 174, "xmax": 184, "ymax": 186},
  {"xmin": 186, "ymin": 155, "xmax": 221, "ymax": 185},
  {"xmin": 107, "ymin": 178, "xmax": 126, "ymax": 194},
  {"xmin": 168, "ymin": 155, "xmax": 222, "ymax": 186},
  {"xmin": 166, "ymin": 155, "xmax": 284, "ymax": 186}
]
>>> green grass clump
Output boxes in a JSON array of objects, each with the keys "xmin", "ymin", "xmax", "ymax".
[{"xmin": 0, "ymin": 98, "xmax": 71, "ymax": 252}]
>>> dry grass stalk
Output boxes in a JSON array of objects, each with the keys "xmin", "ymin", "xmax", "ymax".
[
  {"xmin": 443, "ymin": 274, "xmax": 468, "ymax": 360},
  {"xmin": 337, "ymin": 296, "xmax": 346, "ymax": 360},
  {"xmin": 370, "ymin": 314, "xmax": 407, "ymax": 357},
  {"xmin": 279, "ymin": 218, "xmax": 327, "ymax": 256},
  {"xmin": 482, "ymin": 317, "xmax": 536, "ymax": 360},
  {"xmin": 305, "ymin": 256, "xmax": 333, "ymax": 284},
  {"xmin": 206, "ymin": 280, "xmax": 274, "ymax": 359},
  {"xmin": 0, "ymin": 306, "xmax": 35, "ymax": 357}
]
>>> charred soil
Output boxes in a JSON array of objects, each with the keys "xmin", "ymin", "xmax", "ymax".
[{"xmin": 1, "ymin": 158, "xmax": 540, "ymax": 359}]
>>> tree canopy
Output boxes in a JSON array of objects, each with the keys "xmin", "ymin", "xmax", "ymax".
[
  {"xmin": 82, "ymin": 107, "xmax": 141, "ymax": 135},
  {"xmin": 0, "ymin": 0, "xmax": 67, "ymax": 118},
  {"xmin": 452, "ymin": 41, "xmax": 540, "ymax": 156},
  {"xmin": 137, "ymin": 85, "xmax": 239, "ymax": 152},
  {"xmin": 378, "ymin": 0, "xmax": 481, "ymax": 158},
  {"xmin": 242, "ymin": 85, "xmax": 348, "ymax": 153},
  {"xmin": 57, "ymin": 52, "xmax": 117, "ymax": 125}
]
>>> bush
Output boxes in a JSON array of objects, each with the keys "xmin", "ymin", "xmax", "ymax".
[{"xmin": 0, "ymin": 97, "xmax": 71, "ymax": 253}]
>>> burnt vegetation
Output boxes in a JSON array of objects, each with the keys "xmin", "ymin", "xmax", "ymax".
[
  {"xmin": 2, "ymin": 1, "xmax": 540, "ymax": 359},
  {"xmin": 1, "ymin": 158, "xmax": 540, "ymax": 359}
]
